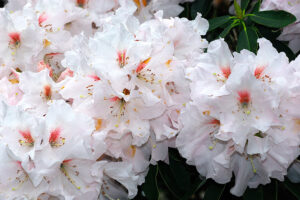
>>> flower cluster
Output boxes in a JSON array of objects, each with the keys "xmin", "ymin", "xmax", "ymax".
[
  {"xmin": 176, "ymin": 38, "xmax": 300, "ymax": 196},
  {"xmin": 1, "ymin": 0, "xmax": 300, "ymax": 199},
  {"xmin": 0, "ymin": 0, "xmax": 209, "ymax": 199}
]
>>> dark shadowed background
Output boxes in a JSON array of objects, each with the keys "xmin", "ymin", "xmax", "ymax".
[{"xmin": 0, "ymin": 0, "xmax": 6, "ymax": 8}]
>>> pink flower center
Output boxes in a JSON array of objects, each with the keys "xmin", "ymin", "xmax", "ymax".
[
  {"xmin": 49, "ymin": 127, "xmax": 65, "ymax": 147},
  {"xmin": 109, "ymin": 96, "xmax": 121, "ymax": 102},
  {"xmin": 63, "ymin": 159, "xmax": 72, "ymax": 164},
  {"xmin": 117, "ymin": 50, "xmax": 128, "ymax": 68},
  {"xmin": 49, "ymin": 128, "xmax": 60, "ymax": 143},
  {"xmin": 87, "ymin": 74, "xmax": 101, "ymax": 81},
  {"xmin": 38, "ymin": 13, "xmax": 48, "ymax": 26},
  {"xmin": 16, "ymin": 161, "xmax": 23, "ymax": 168},
  {"xmin": 209, "ymin": 119, "xmax": 220, "ymax": 125},
  {"xmin": 19, "ymin": 130, "xmax": 34, "ymax": 146},
  {"xmin": 77, "ymin": 0, "xmax": 87, "ymax": 7},
  {"xmin": 8, "ymin": 32, "xmax": 21, "ymax": 47},
  {"xmin": 220, "ymin": 66, "xmax": 231, "ymax": 79},
  {"xmin": 254, "ymin": 66, "xmax": 265, "ymax": 79},
  {"xmin": 136, "ymin": 57, "xmax": 151, "ymax": 73},
  {"xmin": 237, "ymin": 90, "xmax": 251, "ymax": 107},
  {"xmin": 43, "ymin": 85, "xmax": 52, "ymax": 100}
]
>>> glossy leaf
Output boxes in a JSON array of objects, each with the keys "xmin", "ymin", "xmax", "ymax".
[
  {"xmin": 234, "ymin": 0, "xmax": 243, "ymax": 19},
  {"xmin": 220, "ymin": 21, "xmax": 239, "ymax": 38},
  {"xmin": 209, "ymin": 16, "xmax": 232, "ymax": 31},
  {"xmin": 237, "ymin": 26, "xmax": 258, "ymax": 53},
  {"xmin": 182, "ymin": 178, "xmax": 207, "ymax": 200},
  {"xmin": 284, "ymin": 179, "xmax": 300, "ymax": 199},
  {"xmin": 190, "ymin": 0, "xmax": 212, "ymax": 18},
  {"xmin": 158, "ymin": 161, "xmax": 184, "ymax": 199},
  {"xmin": 203, "ymin": 181, "xmax": 226, "ymax": 200},
  {"xmin": 252, "ymin": 0, "xmax": 261, "ymax": 13},
  {"xmin": 249, "ymin": 10, "xmax": 296, "ymax": 28},
  {"xmin": 142, "ymin": 165, "xmax": 159, "ymax": 200},
  {"xmin": 263, "ymin": 180, "xmax": 278, "ymax": 200},
  {"xmin": 169, "ymin": 154, "xmax": 191, "ymax": 192},
  {"xmin": 241, "ymin": 0, "xmax": 250, "ymax": 10},
  {"xmin": 243, "ymin": 187, "xmax": 263, "ymax": 200}
]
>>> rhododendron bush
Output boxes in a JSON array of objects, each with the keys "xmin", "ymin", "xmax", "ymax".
[{"xmin": 0, "ymin": 0, "xmax": 300, "ymax": 199}]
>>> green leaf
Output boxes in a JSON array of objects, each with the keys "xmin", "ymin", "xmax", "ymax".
[
  {"xmin": 158, "ymin": 161, "xmax": 183, "ymax": 199},
  {"xmin": 243, "ymin": 186, "xmax": 263, "ymax": 200},
  {"xmin": 237, "ymin": 26, "xmax": 258, "ymax": 53},
  {"xmin": 234, "ymin": 0, "xmax": 243, "ymax": 19},
  {"xmin": 169, "ymin": 153, "xmax": 191, "ymax": 192},
  {"xmin": 219, "ymin": 21, "xmax": 239, "ymax": 38},
  {"xmin": 190, "ymin": 0, "xmax": 212, "ymax": 18},
  {"xmin": 252, "ymin": 0, "xmax": 261, "ymax": 13},
  {"xmin": 203, "ymin": 181, "xmax": 225, "ymax": 200},
  {"xmin": 263, "ymin": 180, "xmax": 278, "ymax": 200},
  {"xmin": 249, "ymin": 10, "xmax": 296, "ymax": 28},
  {"xmin": 182, "ymin": 178, "xmax": 206, "ymax": 200},
  {"xmin": 284, "ymin": 179, "xmax": 300, "ymax": 199},
  {"xmin": 241, "ymin": 0, "xmax": 250, "ymax": 10},
  {"xmin": 141, "ymin": 165, "xmax": 159, "ymax": 200},
  {"xmin": 208, "ymin": 16, "xmax": 232, "ymax": 31}
]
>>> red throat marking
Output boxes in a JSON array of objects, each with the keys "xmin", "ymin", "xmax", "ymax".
[
  {"xmin": 77, "ymin": 0, "xmax": 87, "ymax": 7},
  {"xmin": 43, "ymin": 85, "xmax": 52, "ymax": 99},
  {"xmin": 209, "ymin": 119, "xmax": 220, "ymax": 125},
  {"xmin": 87, "ymin": 74, "xmax": 101, "ymax": 81},
  {"xmin": 8, "ymin": 32, "xmax": 21, "ymax": 46},
  {"xmin": 19, "ymin": 130, "xmax": 34, "ymax": 144},
  {"xmin": 62, "ymin": 159, "xmax": 72, "ymax": 164},
  {"xmin": 136, "ymin": 58, "xmax": 151, "ymax": 73},
  {"xmin": 237, "ymin": 90, "xmax": 251, "ymax": 106},
  {"xmin": 117, "ymin": 50, "xmax": 127, "ymax": 67},
  {"xmin": 254, "ymin": 66, "xmax": 265, "ymax": 79},
  {"xmin": 109, "ymin": 96, "xmax": 121, "ymax": 102},
  {"xmin": 220, "ymin": 67, "xmax": 231, "ymax": 79},
  {"xmin": 49, "ymin": 128, "xmax": 61, "ymax": 143},
  {"xmin": 38, "ymin": 13, "xmax": 48, "ymax": 26}
]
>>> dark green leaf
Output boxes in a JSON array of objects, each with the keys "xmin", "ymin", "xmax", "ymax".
[
  {"xmin": 243, "ymin": 186, "xmax": 263, "ymax": 200},
  {"xmin": 203, "ymin": 181, "xmax": 226, "ymax": 200},
  {"xmin": 169, "ymin": 153, "xmax": 191, "ymax": 192},
  {"xmin": 158, "ymin": 161, "xmax": 183, "ymax": 199},
  {"xmin": 263, "ymin": 180, "xmax": 278, "ymax": 200},
  {"xmin": 219, "ymin": 21, "xmax": 239, "ymax": 38},
  {"xmin": 141, "ymin": 165, "xmax": 159, "ymax": 200},
  {"xmin": 251, "ymin": 0, "xmax": 261, "ymax": 13},
  {"xmin": 241, "ymin": 0, "xmax": 250, "ymax": 10},
  {"xmin": 182, "ymin": 178, "xmax": 206, "ymax": 200},
  {"xmin": 208, "ymin": 16, "xmax": 232, "ymax": 31},
  {"xmin": 190, "ymin": 0, "xmax": 212, "ymax": 18},
  {"xmin": 234, "ymin": 0, "xmax": 243, "ymax": 19},
  {"xmin": 249, "ymin": 10, "xmax": 296, "ymax": 28},
  {"xmin": 257, "ymin": 24, "xmax": 281, "ymax": 39},
  {"xmin": 284, "ymin": 179, "xmax": 300, "ymax": 199},
  {"xmin": 237, "ymin": 26, "xmax": 258, "ymax": 53}
]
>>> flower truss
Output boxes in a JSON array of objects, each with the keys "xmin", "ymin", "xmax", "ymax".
[{"xmin": 0, "ymin": 0, "xmax": 300, "ymax": 200}]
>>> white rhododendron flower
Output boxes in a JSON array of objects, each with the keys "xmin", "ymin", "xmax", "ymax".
[
  {"xmin": 1, "ymin": 0, "xmax": 300, "ymax": 199},
  {"xmin": 176, "ymin": 38, "xmax": 300, "ymax": 196},
  {"xmin": 0, "ymin": 0, "xmax": 208, "ymax": 199}
]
